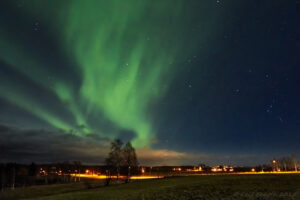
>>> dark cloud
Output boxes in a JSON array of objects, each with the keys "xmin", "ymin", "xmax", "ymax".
[
  {"xmin": 0, "ymin": 124, "xmax": 109, "ymax": 164},
  {"xmin": 0, "ymin": 124, "xmax": 291, "ymax": 166}
]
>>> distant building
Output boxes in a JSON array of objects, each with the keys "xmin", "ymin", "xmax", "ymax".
[{"xmin": 211, "ymin": 166, "xmax": 234, "ymax": 172}]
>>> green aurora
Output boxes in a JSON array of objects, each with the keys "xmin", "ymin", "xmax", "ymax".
[{"xmin": 0, "ymin": 0, "xmax": 199, "ymax": 147}]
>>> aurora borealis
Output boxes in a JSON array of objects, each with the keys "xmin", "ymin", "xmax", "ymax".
[
  {"xmin": 0, "ymin": 0, "xmax": 194, "ymax": 146},
  {"xmin": 0, "ymin": 0, "xmax": 299, "ymax": 165}
]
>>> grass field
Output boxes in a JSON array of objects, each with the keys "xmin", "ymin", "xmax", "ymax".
[{"xmin": 1, "ymin": 174, "xmax": 300, "ymax": 200}]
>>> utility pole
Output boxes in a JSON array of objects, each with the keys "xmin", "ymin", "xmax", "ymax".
[{"xmin": 11, "ymin": 164, "xmax": 15, "ymax": 190}]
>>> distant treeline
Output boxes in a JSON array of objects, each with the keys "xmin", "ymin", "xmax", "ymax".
[
  {"xmin": 1, "ymin": 155, "xmax": 298, "ymax": 190},
  {"xmin": 0, "ymin": 162, "xmax": 275, "ymax": 190},
  {"xmin": 0, "ymin": 161, "xmax": 88, "ymax": 190},
  {"xmin": 0, "ymin": 161, "xmax": 140, "ymax": 190}
]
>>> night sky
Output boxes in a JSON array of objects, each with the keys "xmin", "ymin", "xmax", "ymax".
[{"xmin": 0, "ymin": 0, "xmax": 299, "ymax": 166}]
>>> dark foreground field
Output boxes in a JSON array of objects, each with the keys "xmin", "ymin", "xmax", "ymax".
[{"xmin": 1, "ymin": 174, "xmax": 300, "ymax": 200}]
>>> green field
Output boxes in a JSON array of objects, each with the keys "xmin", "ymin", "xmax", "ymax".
[{"xmin": 2, "ymin": 174, "xmax": 300, "ymax": 200}]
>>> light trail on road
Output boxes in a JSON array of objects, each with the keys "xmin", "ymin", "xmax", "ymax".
[{"xmin": 71, "ymin": 174, "xmax": 164, "ymax": 180}]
